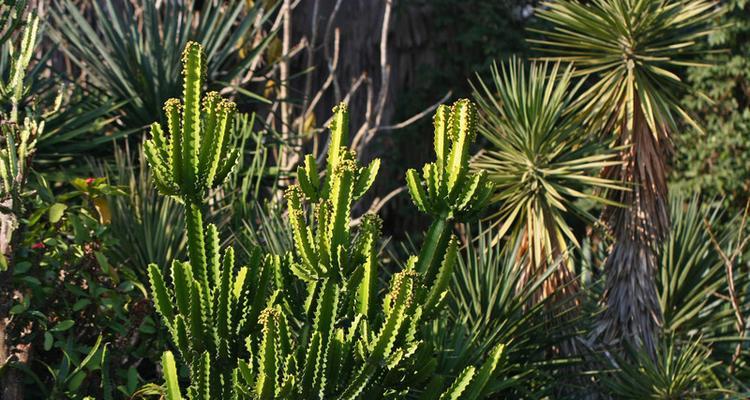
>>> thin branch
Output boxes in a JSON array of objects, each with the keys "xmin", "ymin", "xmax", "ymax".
[
  {"xmin": 300, "ymin": 0, "xmax": 321, "ymax": 117},
  {"xmin": 323, "ymin": 0, "xmax": 344, "ymax": 101},
  {"xmin": 350, "ymin": 186, "xmax": 405, "ymax": 226},
  {"xmin": 279, "ymin": 0, "xmax": 291, "ymax": 141},
  {"xmin": 702, "ymin": 199, "xmax": 750, "ymax": 373},
  {"xmin": 302, "ymin": 28, "xmax": 340, "ymax": 121},
  {"xmin": 376, "ymin": 91, "xmax": 452, "ymax": 132}
]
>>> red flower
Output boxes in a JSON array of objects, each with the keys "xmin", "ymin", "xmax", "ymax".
[
  {"xmin": 85, "ymin": 177, "xmax": 96, "ymax": 185},
  {"xmin": 31, "ymin": 242, "xmax": 45, "ymax": 250}
]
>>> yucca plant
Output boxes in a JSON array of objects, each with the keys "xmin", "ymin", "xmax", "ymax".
[
  {"xmin": 600, "ymin": 336, "xmax": 722, "ymax": 399},
  {"xmin": 146, "ymin": 42, "xmax": 503, "ymax": 399},
  {"xmin": 432, "ymin": 223, "xmax": 574, "ymax": 398},
  {"xmin": 0, "ymin": 37, "xmax": 126, "ymax": 164},
  {"xmin": 472, "ymin": 58, "xmax": 621, "ymax": 304},
  {"xmin": 532, "ymin": 0, "xmax": 723, "ymax": 353},
  {"xmin": 658, "ymin": 195, "xmax": 750, "ymax": 389},
  {"xmin": 49, "ymin": 0, "xmax": 276, "ymax": 130},
  {"xmin": 659, "ymin": 196, "xmax": 736, "ymax": 338}
]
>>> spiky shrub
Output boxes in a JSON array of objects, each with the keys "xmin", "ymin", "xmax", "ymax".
[
  {"xmin": 600, "ymin": 336, "xmax": 721, "ymax": 399},
  {"xmin": 146, "ymin": 42, "xmax": 502, "ymax": 399},
  {"xmin": 434, "ymin": 224, "xmax": 570, "ymax": 397},
  {"xmin": 49, "ymin": 0, "xmax": 276, "ymax": 130}
]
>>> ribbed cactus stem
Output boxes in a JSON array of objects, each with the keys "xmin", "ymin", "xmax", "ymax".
[
  {"xmin": 185, "ymin": 203, "xmax": 210, "ymax": 315},
  {"xmin": 415, "ymin": 212, "xmax": 451, "ymax": 282}
]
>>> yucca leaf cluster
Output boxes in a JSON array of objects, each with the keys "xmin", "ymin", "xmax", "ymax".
[
  {"xmin": 471, "ymin": 59, "xmax": 622, "ymax": 302},
  {"xmin": 145, "ymin": 41, "xmax": 503, "ymax": 399}
]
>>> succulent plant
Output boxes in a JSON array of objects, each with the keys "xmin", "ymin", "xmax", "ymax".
[
  {"xmin": 146, "ymin": 42, "xmax": 274, "ymax": 399},
  {"xmin": 405, "ymin": 99, "xmax": 494, "ymax": 290},
  {"xmin": 146, "ymin": 42, "xmax": 501, "ymax": 399}
]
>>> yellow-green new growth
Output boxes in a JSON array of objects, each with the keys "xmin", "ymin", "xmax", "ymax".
[
  {"xmin": 144, "ymin": 41, "xmax": 238, "ymax": 204},
  {"xmin": 285, "ymin": 103, "xmax": 381, "ymax": 282},
  {"xmin": 406, "ymin": 99, "xmax": 492, "ymax": 221},
  {"xmin": 406, "ymin": 99, "xmax": 493, "ymax": 286}
]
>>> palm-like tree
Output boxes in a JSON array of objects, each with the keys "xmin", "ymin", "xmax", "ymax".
[
  {"xmin": 532, "ymin": 0, "xmax": 722, "ymax": 353},
  {"xmin": 472, "ymin": 59, "xmax": 621, "ymax": 304}
]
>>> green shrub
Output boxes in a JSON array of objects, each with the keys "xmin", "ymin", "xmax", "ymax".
[{"xmin": 672, "ymin": 0, "xmax": 750, "ymax": 208}]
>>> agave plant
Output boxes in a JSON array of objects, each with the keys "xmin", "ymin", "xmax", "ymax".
[
  {"xmin": 472, "ymin": 58, "xmax": 621, "ymax": 303},
  {"xmin": 49, "ymin": 0, "xmax": 276, "ymax": 129},
  {"xmin": 146, "ymin": 42, "xmax": 503, "ymax": 399},
  {"xmin": 532, "ymin": 0, "xmax": 723, "ymax": 353}
]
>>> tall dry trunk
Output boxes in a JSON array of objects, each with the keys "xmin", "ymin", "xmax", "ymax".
[{"xmin": 599, "ymin": 97, "xmax": 669, "ymax": 356}]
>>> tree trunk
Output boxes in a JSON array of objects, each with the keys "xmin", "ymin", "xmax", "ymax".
[{"xmin": 599, "ymin": 97, "xmax": 669, "ymax": 357}]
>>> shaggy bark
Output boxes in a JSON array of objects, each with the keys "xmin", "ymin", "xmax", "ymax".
[{"xmin": 599, "ymin": 99, "xmax": 669, "ymax": 356}]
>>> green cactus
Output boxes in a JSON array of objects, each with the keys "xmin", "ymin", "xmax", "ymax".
[
  {"xmin": 145, "ymin": 42, "xmax": 273, "ymax": 400},
  {"xmin": 146, "ymin": 44, "xmax": 502, "ymax": 398},
  {"xmin": 405, "ymin": 100, "xmax": 493, "ymax": 291},
  {"xmin": 0, "ymin": 11, "xmax": 41, "ymax": 270},
  {"xmin": 242, "ymin": 100, "xmax": 501, "ymax": 398}
]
